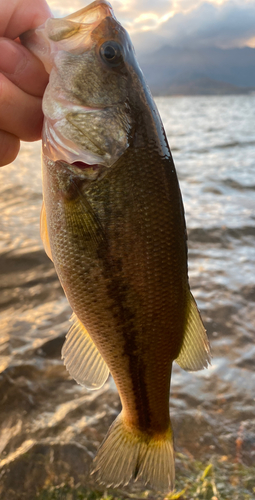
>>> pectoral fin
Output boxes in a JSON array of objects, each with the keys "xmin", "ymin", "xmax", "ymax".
[
  {"xmin": 64, "ymin": 183, "xmax": 107, "ymax": 257},
  {"xmin": 62, "ymin": 313, "xmax": 109, "ymax": 390},
  {"xmin": 40, "ymin": 201, "xmax": 53, "ymax": 261},
  {"xmin": 175, "ymin": 292, "xmax": 211, "ymax": 371}
]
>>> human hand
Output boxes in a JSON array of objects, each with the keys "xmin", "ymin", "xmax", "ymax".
[{"xmin": 0, "ymin": 0, "xmax": 52, "ymax": 166}]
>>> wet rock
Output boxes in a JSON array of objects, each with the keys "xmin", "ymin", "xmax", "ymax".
[
  {"xmin": 36, "ymin": 336, "xmax": 65, "ymax": 359},
  {"xmin": 0, "ymin": 441, "xmax": 92, "ymax": 500}
]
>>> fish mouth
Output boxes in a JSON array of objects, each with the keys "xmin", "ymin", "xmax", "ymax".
[
  {"xmin": 55, "ymin": 159, "xmax": 108, "ymax": 182},
  {"xmin": 71, "ymin": 161, "xmax": 100, "ymax": 170},
  {"xmin": 21, "ymin": 0, "xmax": 116, "ymax": 72},
  {"xmin": 66, "ymin": 0, "xmax": 115, "ymax": 25}
]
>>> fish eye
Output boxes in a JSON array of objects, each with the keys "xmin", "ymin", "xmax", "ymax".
[{"xmin": 100, "ymin": 41, "xmax": 123, "ymax": 66}]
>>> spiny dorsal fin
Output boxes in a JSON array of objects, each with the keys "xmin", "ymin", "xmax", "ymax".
[
  {"xmin": 40, "ymin": 201, "xmax": 53, "ymax": 261},
  {"xmin": 175, "ymin": 292, "xmax": 211, "ymax": 371},
  {"xmin": 62, "ymin": 313, "xmax": 109, "ymax": 390}
]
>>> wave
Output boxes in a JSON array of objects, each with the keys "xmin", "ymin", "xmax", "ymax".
[
  {"xmin": 188, "ymin": 225, "xmax": 255, "ymax": 243},
  {"xmin": 215, "ymin": 140, "xmax": 255, "ymax": 150},
  {"xmin": 222, "ymin": 178, "xmax": 255, "ymax": 191}
]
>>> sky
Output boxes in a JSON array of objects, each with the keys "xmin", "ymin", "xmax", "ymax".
[{"xmin": 47, "ymin": 0, "xmax": 255, "ymax": 54}]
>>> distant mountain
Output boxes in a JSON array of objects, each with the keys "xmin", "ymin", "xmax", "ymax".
[
  {"xmin": 139, "ymin": 46, "xmax": 255, "ymax": 95},
  {"xmin": 156, "ymin": 75, "xmax": 255, "ymax": 96}
]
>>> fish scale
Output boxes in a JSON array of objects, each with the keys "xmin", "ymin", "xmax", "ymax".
[{"xmin": 44, "ymin": 143, "xmax": 188, "ymax": 431}]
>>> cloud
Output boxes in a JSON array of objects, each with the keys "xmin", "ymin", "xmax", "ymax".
[
  {"xmin": 160, "ymin": 1, "xmax": 255, "ymax": 48},
  {"xmin": 131, "ymin": 0, "xmax": 255, "ymax": 54},
  {"xmin": 48, "ymin": 0, "xmax": 86, "ymax": 16},
  {"xmin": 48, "ymin": 0, "xmax": 176, "ymax": 26},
  {"xmin": 47, "ymin": 0, "xmax": 255, "ymax": 53},
  {"xmin": 116, "ymin": 0, "xmax": 174, "ymax": 17}
]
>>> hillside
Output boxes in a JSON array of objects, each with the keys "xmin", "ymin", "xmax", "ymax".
[{"xmin": 139, "ymin": 46, "xmax": 255, "ymax": 95}]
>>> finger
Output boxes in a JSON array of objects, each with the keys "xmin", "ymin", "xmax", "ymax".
[
  {"xmin": 0, "ymin": 38, "xmax": 48, "ymax": 97},
  {"xmin": 0, "ymin": 130, "xmax": 20, "ymax": 167},
  {"xmin": 0, "ymin": 0, "xmax": 52, "ymax": 39},
  {"xmin": 0, "ymin": 73, "xmax": 43, "ymax": 142}
]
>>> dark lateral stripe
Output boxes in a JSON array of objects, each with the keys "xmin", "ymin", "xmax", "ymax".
[{"xmin": 98, "ymin": 240, "xmax": 152, "ymax": 431}]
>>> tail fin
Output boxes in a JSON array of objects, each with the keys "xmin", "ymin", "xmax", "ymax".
[{"xmin": 92, "ymin": 412, "xmax": 175, "ymax": 492}]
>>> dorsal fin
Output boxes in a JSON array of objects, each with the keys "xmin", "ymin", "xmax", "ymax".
[
  {"xmin": 40, "ymin": 201, "xmax": 53, "ymax": 261},
  {"xmin": 175, "ymin": 292, "xmax": 211, "ymax": 371},
  {"xmin": 62, "ymin": 313, "xmax": 109, "ymax": 390}
]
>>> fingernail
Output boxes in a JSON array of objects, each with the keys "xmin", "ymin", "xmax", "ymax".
[{"xmin": 0, "ymin": 39, "xmax": 27, "ymax": 75}]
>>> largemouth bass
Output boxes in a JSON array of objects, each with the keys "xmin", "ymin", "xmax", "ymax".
[{"xmin": 21, "ymin": 0, "xmax": 211, "ymax": 492}]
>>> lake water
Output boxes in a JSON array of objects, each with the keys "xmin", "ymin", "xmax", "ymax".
[{"xmin": 0, "ymin": 95, "xmax": 254, "ymax": 497}]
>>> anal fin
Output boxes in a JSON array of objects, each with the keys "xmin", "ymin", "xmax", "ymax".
[
  {"xmin": 175, "ymin": 292, "xmax": 211, "ymax": 371},
  {"xmin": 62, "ymin": 313, "xmax": 109, "ymax": 390}
]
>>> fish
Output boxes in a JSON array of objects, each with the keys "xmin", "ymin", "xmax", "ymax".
[{"xmin": 21, "ymin": 0, "xmax": 211, "ymax": 492}]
